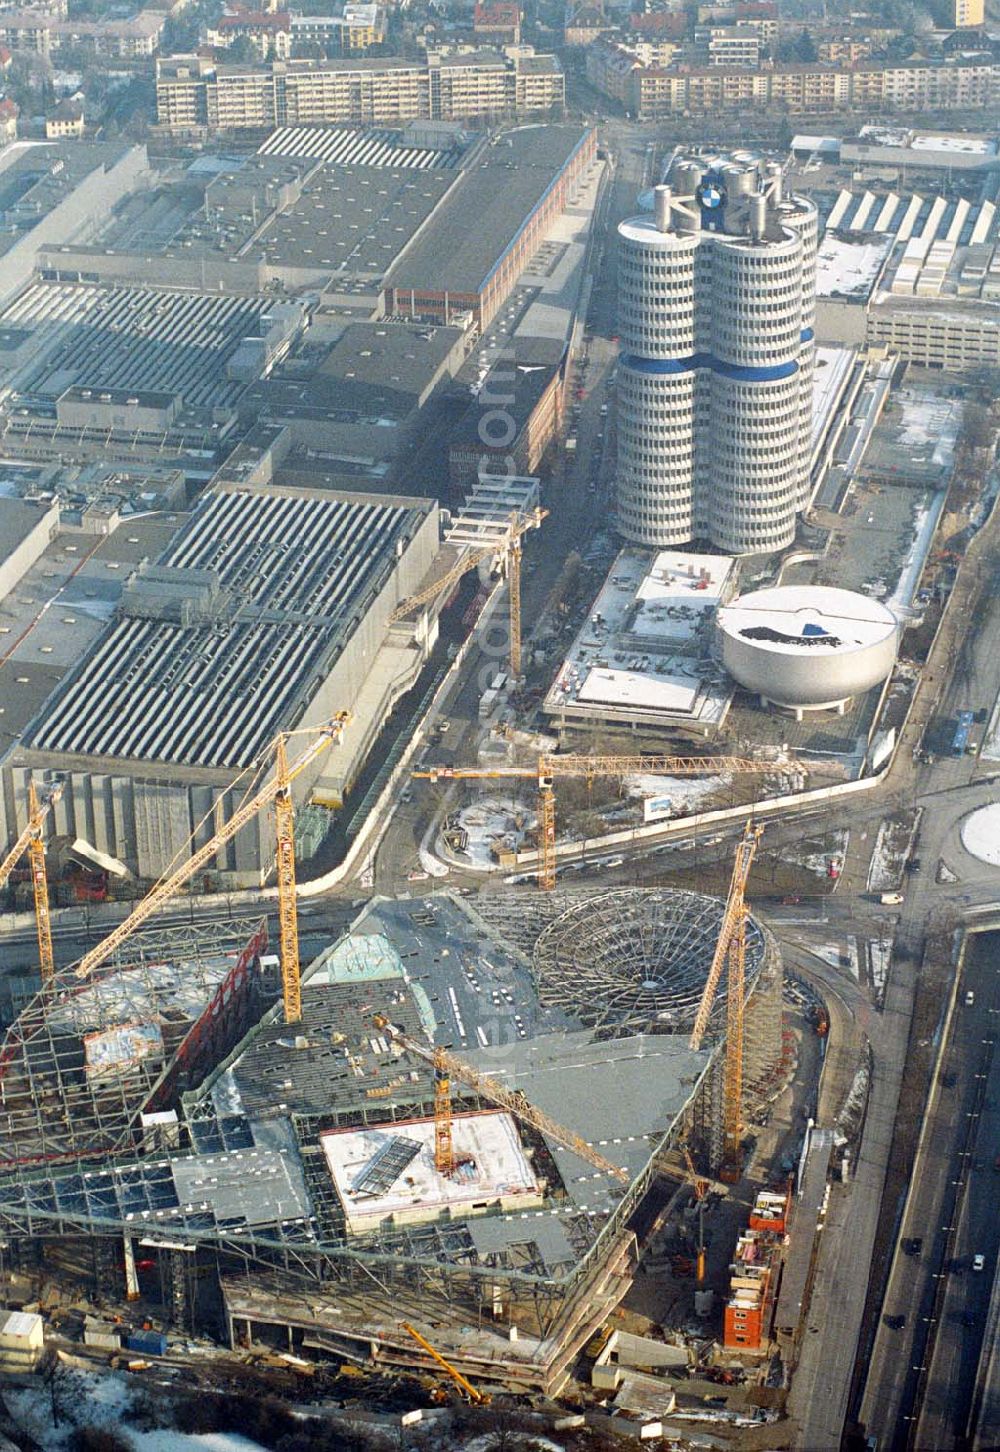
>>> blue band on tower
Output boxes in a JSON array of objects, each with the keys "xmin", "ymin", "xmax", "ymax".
[{"xmin": 620, "ymin": 352, "xmax": 799, "ymax": 383}]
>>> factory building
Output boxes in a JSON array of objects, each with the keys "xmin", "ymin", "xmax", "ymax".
[
  {"xmin": 0, "ymin": 141, "xmax": 150, "ymax": 308},
  {"xmin": 387, "ymin": 122, "xmax": 596, "ymax": 330},
  {"xmin": 448, "ymin": 337, "xmax": 566, "ymax": 490},
  {"xmin": 804, "ymin": 161, "xmax": 1000, "ymax": 371},
  {"xmin": 0, "ymin": 497, "xmax": 60, "ymax": 603},
  {"xmin": 614, "ymin": 154, "xmax": 816, "ymax": 556},
  {"xmin": 3, "ymin": 478, "xmax": 442, "ymax": 881}
]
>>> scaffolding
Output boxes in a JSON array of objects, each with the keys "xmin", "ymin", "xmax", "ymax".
[{"xmin": 0, "ymin": 918, "xmax": 270, "ymax": 1170}]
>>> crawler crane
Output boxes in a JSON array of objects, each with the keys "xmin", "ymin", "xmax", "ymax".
[{"xmin": 400, "ymin": 1321, "xmax": 491, "ymax": 1405}]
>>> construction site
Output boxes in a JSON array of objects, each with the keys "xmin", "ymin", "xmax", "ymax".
[{"xmin": 0, "ymin": 766, "xmax": 824, "ymax": 1426}]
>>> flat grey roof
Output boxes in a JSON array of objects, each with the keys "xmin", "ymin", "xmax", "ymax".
[
  {"xmin": 320, "ymin": 320, "xmax": 464, "ymax": 394},
  {"xmin": 466, "ymin": 1030, "xmax": 710, "ymax": 1201},
  {"xmin": 389, "ymin": 124, "xmax": 591, "ymax": 297},
  {"xmin": 0, "ymin": 496, "xmax": 54, "ymax": 548},
  {"xmin": 254, "ymin": 164, "xmax": 456, "ymax": 276},
  {"xmin": 26, "ymin": 486, "xmax": 434, "ymax": 770}
]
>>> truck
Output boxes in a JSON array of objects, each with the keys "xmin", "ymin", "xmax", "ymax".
[{"xmin": 952, "ymin": 710, "xmax": 974, "ymax": 757}]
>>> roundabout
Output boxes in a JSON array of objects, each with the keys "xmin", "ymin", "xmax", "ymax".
[{"xmin": 960, "ymin": 803, "xmax": 1000, "ymax": 867}]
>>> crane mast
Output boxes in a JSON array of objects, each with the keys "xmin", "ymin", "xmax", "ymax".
[
  {"xmin": 0, "ymin": 780, "xmax": 62, "ymax": 982},
  {"xmin": 414, "ymin": 755, "xmax": 775, "ymax": 889},
  {"xmin": 73, "ymin": 716, "xmax": 350, "ymax": 1019},
  {"xmin": 27, "ymin": 781, "xmax": 55, "ymax": 985},
  {"xmin": 373, "ymin": 1014, "xmax": 629, "ymax": 1184},
  {"xmin": 688, "ymin": 820, "xmax": 763, "ymax": 1180}
]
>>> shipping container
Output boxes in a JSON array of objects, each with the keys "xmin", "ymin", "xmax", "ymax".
[{"xmin": 125, "ymin": 1330, "xmax": 167, "ymax": 1357}]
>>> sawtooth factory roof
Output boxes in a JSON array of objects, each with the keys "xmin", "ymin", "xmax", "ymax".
[{"xmin": 26, "ymin": 486, "xmax": 434, "ymax": 770}]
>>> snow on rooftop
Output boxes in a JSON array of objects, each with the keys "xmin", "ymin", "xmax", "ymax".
[
  {"xmin": 47, "ymin": 952, "xmax": 238, "ymax": 1036},
  {"xmin": 544, "ymin": 549, "xmax": 734, "ymax": 724},
  {"xmin": 909, "ymin": 133, "xmax": 996, "ymax": 157},
  {"xmin": 811, "ymin": 345, "xmax": 855, "ymax": 456},
  {"xmin": 815, "ymin": 231, "xmax": 893, "ymax": 300},
  {"xmin": 719, "ymin": 586, "xmax": 897, "ymax": 655},
  {"xmin": 577, "ymin": 665, "xmax": 701, "ymax": 713},
  {"xmin": 322, "ymin": 1112, "xmax": 543, "ymax": 1235}
]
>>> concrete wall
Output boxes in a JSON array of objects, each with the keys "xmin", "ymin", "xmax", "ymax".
[
  {"xmin": 813, "ymin": 298, "xmax": 869, "ymax": 346},
  {"xmin": 38, "ymin": 245, "xmax": 270, "ymax": 295},
  {"xmin": 0, "ymin": 499, "xmax": 59, "ymax": 602},
  {"xmin": 0, "ymin": 145, "xmax": 151, "ymax": 305}
]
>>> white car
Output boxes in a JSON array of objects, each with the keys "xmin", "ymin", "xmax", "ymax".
[{"xmin": 973, "ymin": 1253, "xmax": 986, "ymax": 1272}]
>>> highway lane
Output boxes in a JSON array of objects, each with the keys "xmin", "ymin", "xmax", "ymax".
[
  {"xmin": 915, "ymin": 931, "xmax": 1000, "ymax": 1451},
  {"xmin": 857, "ymin": 925, "xmax": 999, "ymax": 1448}
]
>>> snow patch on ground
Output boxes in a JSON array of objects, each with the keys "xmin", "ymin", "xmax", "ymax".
[
  {"xmin": 810, "ymin": 938, "xmax": 859, "ymax": 979},
  {"xmin": 888, "ymin": 492, "xmax": 945, "ymax": 613},
  {"xmin": 5, "ymin": 1368, "xmax": 268, "ymax": 1452},
  {"xmin": 868, "ymin": 937, "xmax": 892, "ymax": 1003},
  {"xmin": 868, "ymin": 811, "xmax": 921, "ymax": 891},
  {"xmin": 838, "ymin": 1056, "xmax": 871, "ymax": 1135},
  {"xmin": 133, "ymin": 1434, "xmax": 267, "ymax": 1452},
  {"xmin": 625, "ymin": 773, "xmax": 729, "ymax": 809},
  {"xmin": 961, "ymin": 804, "xmax": 1000, "ymax": 866},
  {"xmin": 787, "ymin": 829, "xmax": 849, "ymax": 878},
  {"xmin": 442, "ymin": 797, "xmax": 533, "ymax": 870},
  {"xmin": 418, "ymin": 844, "xmax": 450, "ymax": 877}
]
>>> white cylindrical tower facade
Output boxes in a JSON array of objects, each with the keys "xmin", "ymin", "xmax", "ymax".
[
  {"xmin": 616, "ymin": 217, "xmax": 698, "ymax": 546},
  {"xmin": 614, "ymin": 156, "xmax": 818, "ymax": 555},
  {"xmin": 703, "ymin": 232, "xmax": 803, "ymax": 553}
]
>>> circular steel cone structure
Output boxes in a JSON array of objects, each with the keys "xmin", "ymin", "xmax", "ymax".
[{"xmin": 532, "ymin": 887, "xmax": 776, "ymax": 1038}]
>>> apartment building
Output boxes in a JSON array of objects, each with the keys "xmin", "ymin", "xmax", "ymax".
[
  {"xmin": 882, "ymin": 58, "xmax": 994, "ymax": 108},
  {"xmin": 586, "ymin": 39, "xmax": 999, "ymax": 118},
  {"xmin": 473, "ymin": 1, "xmax": 521, "ymax": 44},
  {"xmin": 156, "ymin": 49, "xmax": 563, "ymax": 132},
  {"xmin": 206, "ymin": 11, "xmax": 292, "ymax": 60},
  {"xmin": 695, "ymin": 25, "xmax": 761, "ymax": 66},
  {"xmin": 283, "ymin": 58, "xmax": 429, "ymax": 124},
  {"xmin": 0, "ymin": 8, "xmax": 163, "ymax": 56},
  {"xmin": 952, "ymin": 0, "xmax": 984, "ymax": 25}
]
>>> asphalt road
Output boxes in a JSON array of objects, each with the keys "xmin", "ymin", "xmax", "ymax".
[{"xmin": 856, "ymin": 926, "xmax": 1000, "ymax": 1452}]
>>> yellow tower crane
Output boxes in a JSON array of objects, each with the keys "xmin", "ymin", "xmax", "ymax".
[
  {"xmin": 413, "ymin": 754, "xmax": 776, "ymax": 889},
  {"xmin": 0, "ymin": 780, "xmax": 63, "ymax": 984},
  {"xmin": 372, "ymin": 1012, "xmax": 629, "ymax": 1184},
  {"xmin": 689, "ymin": 820, "xmax": 763, "ymax": 1181},
  {"xmin": 73, "ymin": 715, "xmax": 351, "ymax": 1024},
  {"xmin": 400, "ymin": 1321, "xmax": 491, "ymax": 1405},
  {"xmin": 387, "ymin": 507, "xmax": 547, "ymax": 682}
]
